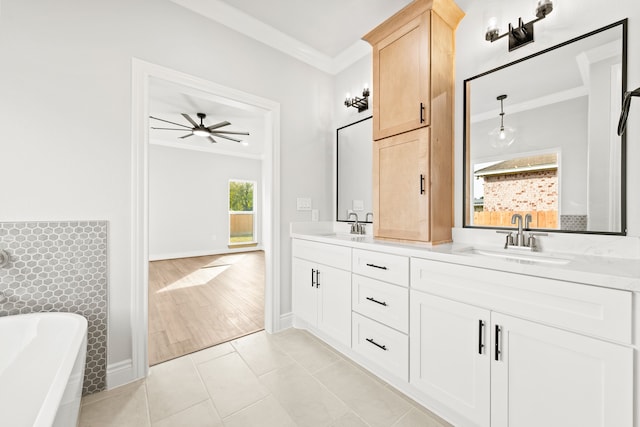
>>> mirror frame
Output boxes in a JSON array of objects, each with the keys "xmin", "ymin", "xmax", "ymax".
[
  {"xmin": 336, "ymin": 115, "xmax": 373, "ymax": 223},
  {"xmin": 463, "ymin": 19, "xmax": 628, "ymax": 235}
]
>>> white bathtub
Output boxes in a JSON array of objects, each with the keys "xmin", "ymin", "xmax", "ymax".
[{"xmin": 0, "ymin": 312, "xmax": 88, "ymax": 427}]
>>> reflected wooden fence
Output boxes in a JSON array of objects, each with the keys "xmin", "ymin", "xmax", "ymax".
[
  {"xmin": 230, "ymin": 213, "xmax": 254, "ymax": 238},
  {"xmin": 473, "ymin": 211, "xmax": 558, "ymax": 228}
]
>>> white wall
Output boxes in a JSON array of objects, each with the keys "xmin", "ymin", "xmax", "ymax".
[
  {"xmin": 0, "ymin": 0, "xmax": 333, "ymax": 371},
  {"xmin": 148, "ymin": 145, "xmax": 262, "ymax": 259},
  {"xmin": 455, "ymin": 0, "xmax": 640, "ymax": 236}
]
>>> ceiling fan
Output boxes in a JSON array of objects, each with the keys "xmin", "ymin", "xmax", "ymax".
[{"xmin": 149, "ymin": 113, "xmax": 249, "ymax": 144}]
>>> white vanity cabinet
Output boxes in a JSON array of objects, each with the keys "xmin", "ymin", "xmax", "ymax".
[
  {"xmin": 410, "ymin": 257, "xmax": 634, "ymax": 427},
  {"xmin": 350, "ymin": 248, "xmax": 410, "ymax": 380},
  {"xmin": 410, "ymin": 292, "xmax": 491, "ymax": 426},
  {"xmin": 291, "ymin": 239, "xmax": 352, "ymax": 348}
]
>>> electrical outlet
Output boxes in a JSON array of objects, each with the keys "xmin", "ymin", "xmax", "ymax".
[{"xmin": 297, "ymin": 197, "xmax": 312, "ymax": 211}]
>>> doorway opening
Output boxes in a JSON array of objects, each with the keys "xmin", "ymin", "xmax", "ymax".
[{"xmin": 131, "ymin": 59, "xmax": 281, "ymax": 379}]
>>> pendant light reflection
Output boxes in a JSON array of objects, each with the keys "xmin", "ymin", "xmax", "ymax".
[{"xmin": 490, "ymin": 94, "xmax": 516, "ymax": 148}]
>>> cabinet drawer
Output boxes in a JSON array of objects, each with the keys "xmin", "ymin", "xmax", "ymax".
[
  {"xmin": 352, "ymin": 249, "xmax": 409, "ymax": 286},
  {"xmin": 352, "ymin": 312, "xmax": 409, "ymax": 380},
  {"xmin": 292, "ymin": 239, "xmax": 351, "ymax": 270},
  {"xmin": 352, "ymin": 275, "xmax": 409, "ymax": 333},
  {"xmin": 411, "ymin": 258, "xmax": 632, "ymax": 344}
]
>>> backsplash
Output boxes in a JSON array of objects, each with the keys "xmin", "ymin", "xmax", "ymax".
[
  {"xmin": 560, "ymin": 215, "xmax": 588, "ymax": 231},
  {"xmin": 0, "ymin": 221, "xmax": 108, "ymax": 395}
]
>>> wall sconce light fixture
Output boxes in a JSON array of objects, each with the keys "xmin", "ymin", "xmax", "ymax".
[
  {"xmin": 489, "ymin": 94, "xmax": 516, "ymax": 148},
  {"xmin": 345, "ymin": 85, "xmax": 370, "ymax": 113},
  {"xmin": 486, "ymin": 0, "xmax": 553, "ymax": 51}
]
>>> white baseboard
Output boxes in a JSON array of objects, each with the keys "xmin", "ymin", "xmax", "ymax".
[
  {"xmin": 106, "ymin": 358, "xmax": 135, "ymax": 390},
  {"xmin": 149, "ymin": 246, "xmax": 264, "ymax": 261},
  {"xmin": 278, "ymin": 312, "xmax": 294, "ymax": 331}
]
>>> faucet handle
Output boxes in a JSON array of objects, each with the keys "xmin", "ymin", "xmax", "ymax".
[
  {"xmin": 527, "ymin": 232, "xmax": 548, "ymax": 251},
  {"xmin": 496, "ymin": 230, "xmax": 514, "ymax": 249}
]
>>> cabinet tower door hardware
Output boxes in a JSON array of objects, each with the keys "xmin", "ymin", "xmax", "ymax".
[
  {"xmin": 366, "ymin": 337, "xmax": 388, "ymax": 351},
  {"xmin": 420, "ymin": 102, "xmax": 426, "ymax": 123},
  {"xmin": 316, "ymin": 270, "xmax": 320, "ymax": 288},
  {"xmin": 420, "ymin": 174, "xmax": 425, "ymax": 194},
  {"xmin": 478, "ymin": 320, "xmax": 485, "ymax": 354},
  {"xmin": 311, "ymin": 268, "xmax": 316, "ymax": 287},
  {"xmin": 366, "ymin": 296, "xmax": 388, "ymax": 306}
]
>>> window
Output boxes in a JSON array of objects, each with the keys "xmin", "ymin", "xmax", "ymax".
[{"xmin": 229, "ymin": 180, "xmax": 256, "ymax": 244}]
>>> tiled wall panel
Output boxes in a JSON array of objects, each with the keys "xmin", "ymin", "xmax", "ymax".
[
  {"xmin": 0, "ymin": 221, "xmax": 108, "ymax": 395},
  {"xmin": 560, "ymin": 215, "xmax": 588, "ymax": 231}
]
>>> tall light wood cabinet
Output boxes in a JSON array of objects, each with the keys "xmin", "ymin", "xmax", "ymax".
[
  {"xmin": 373, "ymin": 128, "xmax": 429, "ymax": 241},
  {"xmin": 364, "ymin": 0, "xmax": 463, "ymax": 243}
]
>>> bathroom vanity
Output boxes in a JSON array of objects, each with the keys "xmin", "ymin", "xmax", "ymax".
[{"xmin": 290, "ymin": 223, "xmax": 639, "ymax": 427}]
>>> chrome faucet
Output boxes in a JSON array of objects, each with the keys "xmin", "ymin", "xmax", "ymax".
[
  {"xmin": 348, "ymin": 213, "xmax": 365, "ymax": 235},
  {"xmin": 511, "ymin": 214, "xmax": 525, "ymax": 246}
]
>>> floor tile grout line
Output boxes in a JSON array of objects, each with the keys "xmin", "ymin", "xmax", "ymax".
[
  {"xmin": 143, "ymin": 381, "xmax": 152, "ymax": 426},
  {"xmin": 190, "ymin": 346, "xmax": 235, "ymax": 423},
  {"xmin": 267, "ymin": 330, "xmax": 379, "ymax": 426}
]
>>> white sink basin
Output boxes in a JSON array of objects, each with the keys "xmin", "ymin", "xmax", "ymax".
[{"xmin": 456, "ymin": 247, "xmax": 572, "ymax": 265}]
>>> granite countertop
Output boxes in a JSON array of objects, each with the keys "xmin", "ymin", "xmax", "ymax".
[{"xmin": 290, "ymin": 222, "xmax": 640, "ymax": 292}]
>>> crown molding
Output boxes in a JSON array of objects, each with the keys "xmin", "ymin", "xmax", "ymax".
[{"xmin": 170, "ymin": 0, "xmax": 368, "ymax": 75}]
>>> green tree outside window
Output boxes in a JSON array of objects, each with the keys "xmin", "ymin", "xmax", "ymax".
[{"xmin": 229, "ymin": 181, "xmax": 254, "ymax": 212}]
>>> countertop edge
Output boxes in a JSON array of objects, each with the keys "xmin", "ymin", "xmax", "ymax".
[{"xmin": 290, "ymin": 232, "xmax": 640, "ymax": 293}]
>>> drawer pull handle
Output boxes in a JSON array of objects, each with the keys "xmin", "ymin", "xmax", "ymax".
[
  {"xmin": 366, "ymin": 297, "xmax": 388, "ymax": 306},
  {"xmin": 366, "ymin": 263, "xmax": 388, "ymax": 270},
  {"xmin": 366, "ymin": 338, "xmax": 387, "ymax": 351},
  {"xmin": 494, "ymin": 325, "xmax": 501, "ymax": 361},
  {"xmin": 478, "ymin": 320, "xmax": 485, "ymax": 355}
]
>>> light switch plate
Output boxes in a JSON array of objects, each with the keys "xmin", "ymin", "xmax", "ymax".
[{"xmin": 297, "ymin": 197, "xmax": 312, "ymax": 211}]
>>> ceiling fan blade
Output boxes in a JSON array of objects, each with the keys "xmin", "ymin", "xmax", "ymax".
[
  {"xmin": 150, "ymin": 127, "xmax": 190, "ymax": 131},
  {"xmin": 181, "ymin": 113, "xmax": 199, "ymax": 128},
  {"xmin": 179, "ymin": 133, "xmax": 194, "ymax": 139},
  {"xmin": 149, "ymin": 116, "xmax": 192, "ymax": 129},
  {"xmin": 207, "ymin": 121, "xmax": 231, "ymax": 130},
  {"xmin": 212, "ymin": 133, "xmax": 242, "ymax": 143},
  {"xmin": 210, "ymin": 130, "xmax": 250, "ymax": 136},
  {"xmin": 208, "ymin": 136, "xmax": 218, "ymax": 143}
]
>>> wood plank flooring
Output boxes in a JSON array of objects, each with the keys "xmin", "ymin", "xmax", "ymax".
[{"xmin": 148, "ymin": 251, "xmax": 265, "ymax": 366}]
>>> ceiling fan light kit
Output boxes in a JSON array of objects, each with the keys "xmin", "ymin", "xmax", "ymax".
[{"xmin": 150, "ymin": 112, "xmax": 250, "ymax": 144}]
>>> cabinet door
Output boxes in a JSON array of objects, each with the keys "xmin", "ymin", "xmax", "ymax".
[
  {"xmin": 491, "ymin": 313, "xmax": 633, "ymax": 427},
  {"xmin": 291, "ymin": 258, "xmax": 317, "ymax": 327},
  {"xmin": 410, "ymin": 292, "xmax": 491, "ymax": 427},
  {"xmin": 373, "ymin": 127, "xmax": 429, "ymax": 241},
  {"xmin": 316, "ymin": 265, "xmax": 352, "ymax": 347},
  {"xmin": 372, "ymin": 13, "xmax": 430, "ymax": 140}
]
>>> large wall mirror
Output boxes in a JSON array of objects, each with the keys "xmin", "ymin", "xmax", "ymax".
[
  {"xmin": 464, "ymin": 20, "xmax": 627, "ymax": 235},
  {"xmin": 337, "ymin": 116, "xmax": 373, "ymax": 222}
]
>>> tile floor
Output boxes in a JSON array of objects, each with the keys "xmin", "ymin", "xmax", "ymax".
[{"xmin": 79, "ymin": 328, "xmax": 452, "ymax": 427}]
